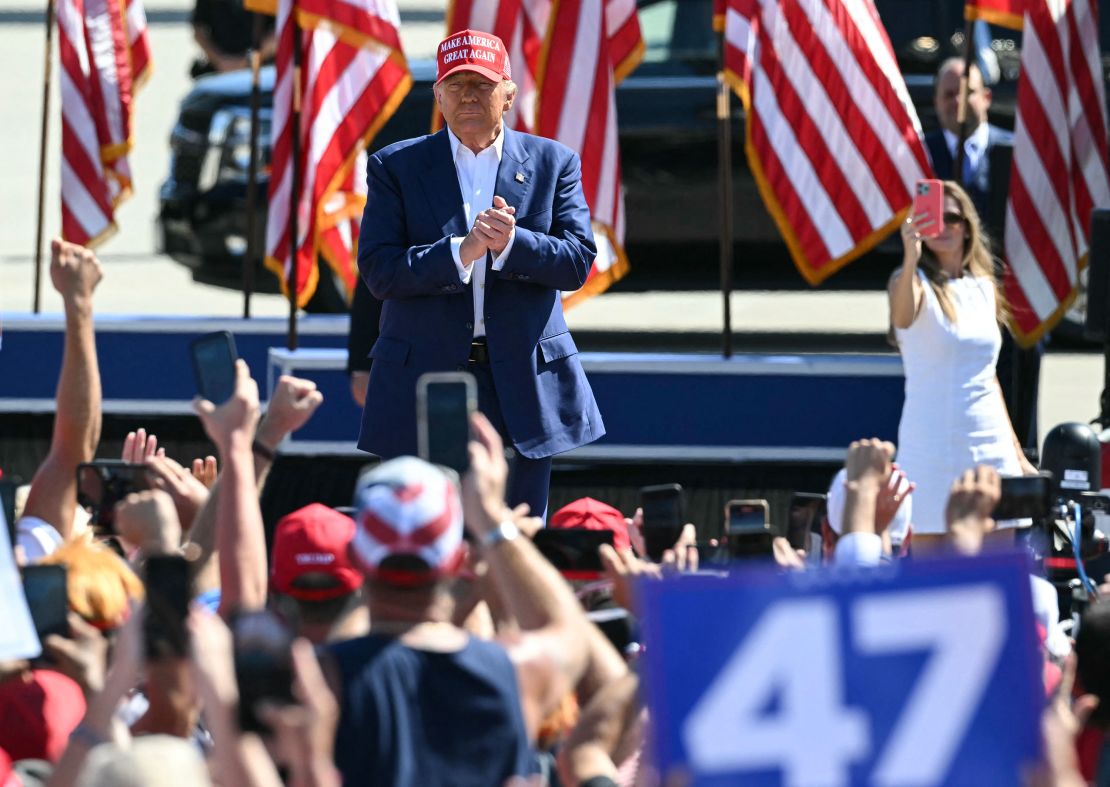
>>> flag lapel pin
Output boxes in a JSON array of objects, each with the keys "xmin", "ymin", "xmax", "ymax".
[{"xmin": 515, "ymin": 172, "xmax": 525, "ymax": 184}]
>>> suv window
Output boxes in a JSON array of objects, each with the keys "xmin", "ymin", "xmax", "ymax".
[{"xmin": 635, "ymin": 0, "xmax": 715, "ymax": 74}]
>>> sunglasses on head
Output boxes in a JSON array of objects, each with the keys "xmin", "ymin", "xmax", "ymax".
[{"xmin": 943, "ymin": 211, "xmax": 966, "ymax": 226}]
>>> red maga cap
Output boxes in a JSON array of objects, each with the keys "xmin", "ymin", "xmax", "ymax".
[
  {"xmin": 436, "ymin": 29, "xmax": 511, "ymax": 85},
  {"xmin": 270, "ymin": 504, "xmax": 363, "ymax": 601},
  {"xmin": 550, "ymin": 497, "xmax": 632, "ymax": 553}
]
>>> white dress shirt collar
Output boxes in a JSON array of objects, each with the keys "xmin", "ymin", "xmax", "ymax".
[
  {"xmin": 446, "ymin": 125, "xmax": 506, "ymax": 163},
  {"xmin": 942, "ymin": 122, "xmax": 989, "ymax": 159}
]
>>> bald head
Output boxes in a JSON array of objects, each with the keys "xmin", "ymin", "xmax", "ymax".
[{"xmin": 934, "ymin": 58, "xmax": 991, "ymax": 135}]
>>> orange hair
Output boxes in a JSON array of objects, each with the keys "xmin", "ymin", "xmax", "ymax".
[{"xmin": 39, "ymin": 534, "xmax": 144, "ymax": 630}]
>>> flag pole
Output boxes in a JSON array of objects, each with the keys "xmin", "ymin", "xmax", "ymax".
[
  {"xmin": 287, "ymin": 17, "xmax": 301, "ymax": 350},
  {"xmin": 953, "ymin": 13, "xmax": 976, "ymax": 182},
  {"xmin": 716, "ymin": 50, "xmax": 734, "ymax": 358},
  {"xmin": 242, "ymin": 13, "xmax": 264, "ymax": 320},
  {"xmin": 33, "ymin": 0, "xmax": 57, "ymax": 314}
]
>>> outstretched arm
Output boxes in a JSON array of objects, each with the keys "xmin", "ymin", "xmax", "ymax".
[{"xmin": 22, "ymin": 240, "xmax": 103, "ymax": 540}]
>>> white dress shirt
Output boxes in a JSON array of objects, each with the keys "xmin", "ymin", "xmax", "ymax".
[
  {"xmin": 446, "ymin": 127, "xmax": 516, "ymax": 339},
  {"xmin": 942, "ymin": 122, "xmax": 989, "ymax": 181}
]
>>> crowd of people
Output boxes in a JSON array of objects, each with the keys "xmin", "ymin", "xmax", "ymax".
[
  {"xmin": 1, "ymin": 22, "xmax": 1106, "ymax": 787},
  {"xmin": 2, "ymin": 228, "xmax": 1110, "ymax": 785}
]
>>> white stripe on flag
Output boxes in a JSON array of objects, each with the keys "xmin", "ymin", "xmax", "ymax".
[
  {"xmin": 555, "ymin": 0, "xmax": 601, "ymax": 153},
  {"xmin": 1005, "ymin": 203, "xmax": 1059, "ymax": 320},
  {"xmin": 61, "ymin": 158, "xmax": 109, "ymax": 238}
]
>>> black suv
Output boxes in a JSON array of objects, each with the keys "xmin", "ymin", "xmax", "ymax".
[{"xmin": 159, "ymin": 0, "xmax": 1029, "ymax": 308}]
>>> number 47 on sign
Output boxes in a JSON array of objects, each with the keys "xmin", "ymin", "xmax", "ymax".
[{"xmin": 637, "ymin": 553, "xmax": 1044, "ymax": 787}]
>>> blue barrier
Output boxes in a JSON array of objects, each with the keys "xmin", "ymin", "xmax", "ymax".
[{"xmin": 0, "ymin": 315, "xmax": 905, "ymax": 462}]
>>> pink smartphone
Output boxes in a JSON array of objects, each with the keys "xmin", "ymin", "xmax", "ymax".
[{"xmin": 912, "ymin": 179, "xmax": 944, "ymax": 238}]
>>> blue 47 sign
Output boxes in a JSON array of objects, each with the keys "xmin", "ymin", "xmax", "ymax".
[{"xmin": 637, "ymin": 552, "xmax": 1044, "ymax": 787}]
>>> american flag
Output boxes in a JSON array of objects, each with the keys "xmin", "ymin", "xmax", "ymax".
[
  {"xmin": 996, "ymin": 0, "xmax": 1110, "ymax": 345},
  {"xmin": 264, "ymin": 0, "xmax": 411, "ymax": 306},
  {"xmin": 58, "ymin": 0, "xmax": 150, "ymax": 247},
  {"xmin": 442, "ymin": 0, "xmax": 643, "ymax": 307},
  {"xmin": 720, "ymin": 0, "xmax": 932, "ymax": 284}
]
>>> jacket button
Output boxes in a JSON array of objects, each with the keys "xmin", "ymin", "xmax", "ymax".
[
  {"xmin": 456, "ymin": 365, "xmax": 465, "ymax": 371},
  {"xmin": 465, "ymin": 321, "xmax": 473, "ymax": 330}
]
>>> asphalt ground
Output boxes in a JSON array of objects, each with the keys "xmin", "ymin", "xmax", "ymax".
[{"xmin": 0, "ymin": 0, "xmax": 1104, "ymax": 445}]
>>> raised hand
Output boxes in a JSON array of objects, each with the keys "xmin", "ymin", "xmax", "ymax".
[
  {"xmin": 122, "ymin": 427, "xmax": 164, "ymax": 464},
  {"xmin": 194, "ymin": 360, "xmax": 260, "ymax": 452},
  {"xmin": 256, "ymin": 375, "xmax": 325, "ymax": 450},
  {"xmin": 49, "ymin": 238, "xmax": 103, "ymax": 304}
]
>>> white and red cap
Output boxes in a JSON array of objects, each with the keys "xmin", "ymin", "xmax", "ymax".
[
  {"xmin": 436, "ymin": 29, "xmax": 512, "ymax": 85},
  {"xmin": 350, "ymin": 457, "xmax": 465, "ymax": 586}
]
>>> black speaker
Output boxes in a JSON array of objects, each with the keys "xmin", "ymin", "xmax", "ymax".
[{"xmin": 1086, "ymin": 209, "xmax": 1110, "ymax": 341}]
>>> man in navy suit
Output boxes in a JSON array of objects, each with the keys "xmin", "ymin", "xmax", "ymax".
[
  {"xmin": 924, "ymin": 57, "xmax": 1039, "ymax": 453},
  {"xmin": 923, "ymin": 58, "xmax": 1013, "ymax": 225},
  {"xmin": 355, "ymin": 29, "xmax": 605, "ymax": 518}
]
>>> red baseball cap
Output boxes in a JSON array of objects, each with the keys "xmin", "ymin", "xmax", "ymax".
[
  {"xmin": 550, "ymin": 497, "xmax": 631, "ymax": 553},
  {"xmin": 436, "ymin": 29, "xmax": 512, "ymax": 85},
  {"xmin": 270, "ymin": 504, "xmax": 363, "ymax": 602},
  {"xmin": 0, "ymin": 669, "xmax": 86, "ymax": 763}
]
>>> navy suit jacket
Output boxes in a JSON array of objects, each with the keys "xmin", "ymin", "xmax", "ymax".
[
  {"xmin": 924, "ymin": 124, "xmax": 1013, "ymax": 222},
  {"xmin": 355, "ymin": 127, "xmax": 606, "ymax": 460}
]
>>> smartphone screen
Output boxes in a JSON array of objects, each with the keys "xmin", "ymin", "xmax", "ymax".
[
  {"xmin": 640, "ymin": 484, "xmax": 684, "ymax": 562},
  {"xmin": 726, "ymin": 500, "xmax": 773, "ymax": 559},
  {"xmin": 912, "ymin": 179, "xmax": 944, "ymax": 238},
  {"xmin": 189, "ymin": 331, "xmax": 238, "ymax": 405},
  {"xmin": 786, "ymin": 492, "xmax": 826, "ymax": 552},
  {"xmin": 77, "ymin": 461, "xmax": 150, "ymax": 532},
  {"xmin": 22, "ymin": 565, "xmax": 69, "ymax": 642},
  {"xmin": 993, "ymin": 474, "xmax": 1051, "ymax": 520},
  {"xmin": 143, "ymin": 555, "xmax": 190, "ymax": 661},
  {"xmin": 234, "ymin": 610, "xmax": 295, "ymax": 735},
  {"xmin": 417, "ymin": 373, "xmax": 477, "ymax": 475},
  {"xmin": 533, "ymin": 529, "xmax": 614, "ymax": 580}
]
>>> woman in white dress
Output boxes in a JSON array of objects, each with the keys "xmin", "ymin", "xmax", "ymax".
[{"xmin": 888, "ymin": 181, "xmax": 1037, "ymax": 550}]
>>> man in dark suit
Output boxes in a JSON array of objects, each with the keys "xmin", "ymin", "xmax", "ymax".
[
  {"xmin": 923, "ymin": 58, "xmax": 1013, "ymax": 224},
  {"xmin": 924, "ymin": 57, "xmax": 1040, "ymax": 454},
  {"xmin": 355, "ymin": 29, "xmax": 605, "ymax": 518}
]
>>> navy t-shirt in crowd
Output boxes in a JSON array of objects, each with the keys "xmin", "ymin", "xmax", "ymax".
[{"xmin": 328, "ymin": 632, "xmax": 534, "ymax": 786}]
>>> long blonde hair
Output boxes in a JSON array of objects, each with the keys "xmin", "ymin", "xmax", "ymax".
[{"xmin": 918, "ymin": 181, "xmax": 1009, "ymax": 326}]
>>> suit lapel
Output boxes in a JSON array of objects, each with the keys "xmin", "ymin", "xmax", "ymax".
[
  {"xmin": 494, "ymin": 128, "xmax": 533, "ymax": 217},
  {"xmin": 418, "ymin": 129, "xmax": 468, "ymax": 238}
]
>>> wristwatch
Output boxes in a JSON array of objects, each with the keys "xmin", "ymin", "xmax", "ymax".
[{"xmin": 481, "ymin": 520, "xmax": 520, "ymax": 550}]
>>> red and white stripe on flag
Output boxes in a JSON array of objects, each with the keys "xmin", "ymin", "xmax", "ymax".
[
  {"xmin": 1003, "ymin": 0, "xmax": 1110, "ymax": 346},
  {"xmin": 722, "ymin": 0, "xmax": 932, "ymax": 284},
  {"xmin": 265, "ymin": 0, "xmax": 411, "ymax": 306},
  {"xmin": 126, "ymin": 0, "xmax": 153, "ymax": 89},
  {"xmin": 536, "ymin": 0, "xmax": 642, "ymax": 307},
  {"xmin": 58, "ymin": 0, "xmax": 147, "ymax": 247}
]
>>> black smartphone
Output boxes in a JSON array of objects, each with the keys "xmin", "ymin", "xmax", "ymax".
[
  {"xmin": 726, "ymin": 499, "xmax": 774, "ymax": 559},
  {"xmin": 416, "ymin": 372, "xmax": 477, "ymax": 475},
  {"xmin": 233, "ymin": 609, "xmax": 295, "ymax": 735},
  {"xmin": 993, "ymin": 473, "xmax": 1052, "ymax": 520},
  {"xmin": 786, "ymin": 492, "xmax": 826, "ymax": 552},
  {"xmin": 533, "ymin": 529, "xmax": 615, "ymax": 580},
  {"xmin": 189, "ymin": 330, "xmax": 239, "ymax": 405},
  {"xmin": 77, "ymin": 461, "xmax": 151, "ymax": 532},
  {"xmin": 22, "ymin": 564, "xmax": 69, "ymax": 642},
  {"xmin": 143, "ymin": 555, "xmax": 191, "ymax": 661},
  {"xmin": 640, "ymin": 484, "xmax": 685, "ymax": 562}
]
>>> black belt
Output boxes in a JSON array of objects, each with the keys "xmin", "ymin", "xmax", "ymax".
[{"xmin": 468, "ymin": 338, "xmax": 490, "ymax": 364}]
